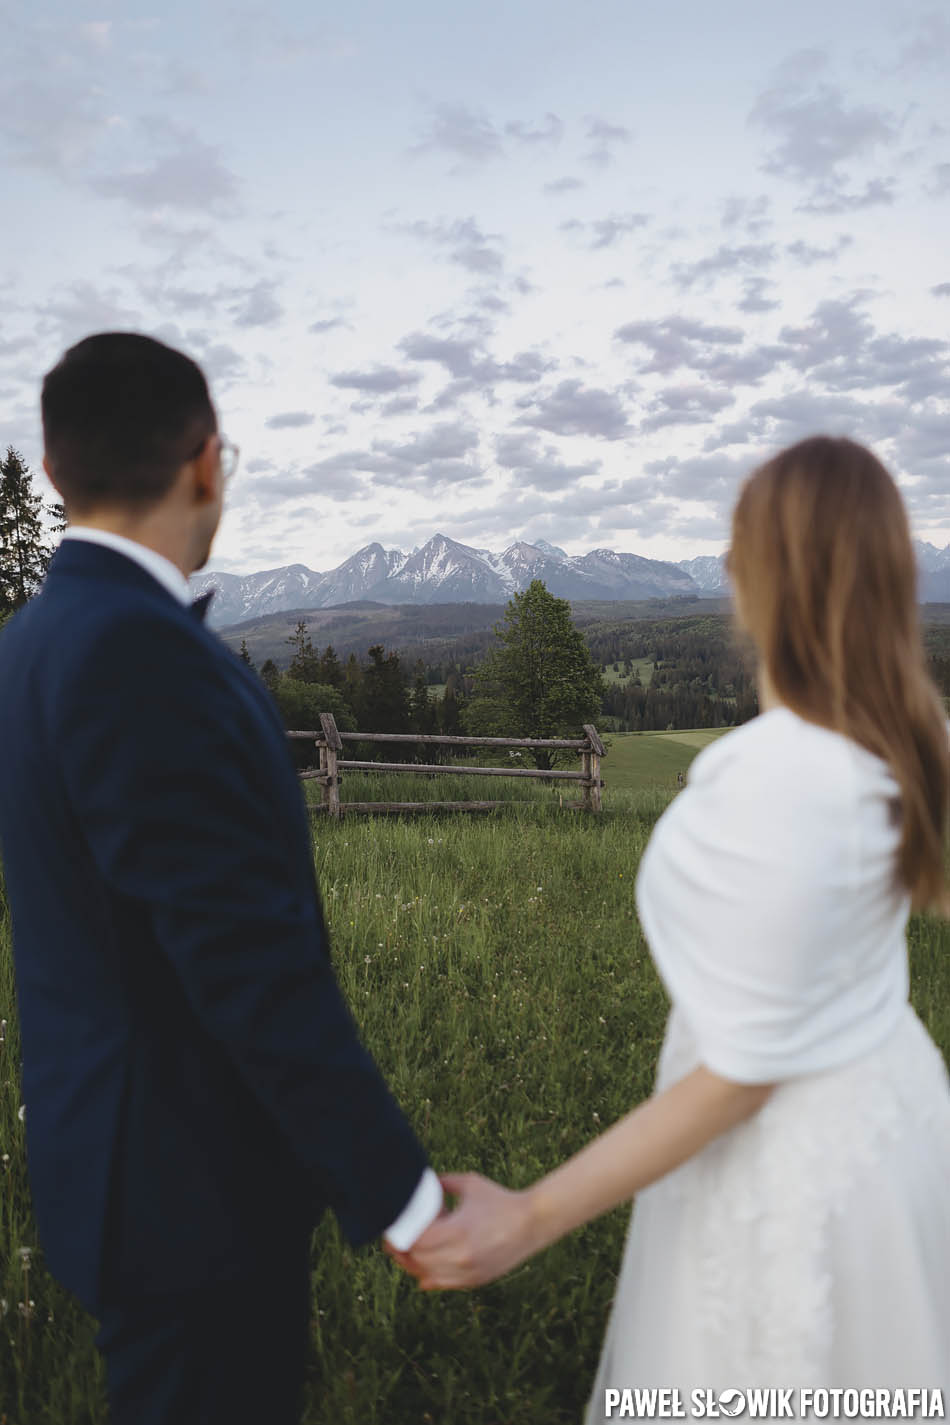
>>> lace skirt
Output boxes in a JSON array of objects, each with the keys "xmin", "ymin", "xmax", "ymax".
[{"xmin": 585, "ymin": 1003, "xmax": 950, "ymax": 1420}]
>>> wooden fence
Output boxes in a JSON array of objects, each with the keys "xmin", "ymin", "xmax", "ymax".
[{"xmin": 287, "ymin": 713, "xmax": 606, "ymax": 817}]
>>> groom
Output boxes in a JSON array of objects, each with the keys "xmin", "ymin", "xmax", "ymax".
[{"xmin": 0, "ymin": 332, "xmax": 443, "ymax": 1424}]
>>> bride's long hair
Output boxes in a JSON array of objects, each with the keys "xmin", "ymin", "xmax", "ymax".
[{"xmin": 728, "ymin": 435, "xmax": 950, "ymax": 917}]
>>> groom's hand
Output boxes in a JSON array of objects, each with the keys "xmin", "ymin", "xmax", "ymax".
[
  {"xmin": 382, "ymin": 1196, "xmax": 451, "ymax": 1275},
  {"xmin": 382, "ymin": 1241, "xmax": 416, "ymax": 1273},
  {"xmin": 394, "ymin": 1172, "xmax": 539, "ymax": 1290}
]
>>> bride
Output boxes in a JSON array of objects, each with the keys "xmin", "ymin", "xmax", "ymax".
[{"xmin": 393, "ymin": 435, "xmax": 950, "ymax": 1409}]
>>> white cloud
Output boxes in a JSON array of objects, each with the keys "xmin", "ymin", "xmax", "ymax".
[{"xmin": 4, "ymin": 3, "xmax": 949, "ymax": 568}]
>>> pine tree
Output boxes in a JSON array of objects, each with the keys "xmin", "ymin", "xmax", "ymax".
[
  {"xmin": 359, "ymin": 645, "xmax": 410, "ymax": 737},
  {"xmin": 260, "ymin": 658, "xmax": 280, "ymax": 691},
  {"xmin": 47, "ymin": 501, "xmax": 68, "ymax": 534},
  {"xmin": 239, "ymin": 638, "xmax": 254, "ymax": 668},
  {"xmin": 464, "ymin": 579, "xmax": 606, "ymax": 769},
  {"xmin": 0, "ymin": 447, "xmax": 53, "ymax": 613},
  {"xmin": 439, "ymin": 675, "xmax": 463, "ymax": 737},
  {"xmin": 317, "ymin": 644, "xmax": 344, "ymax": 689},
  {"xmin": 343, "ymin": 653, "xmax": 363, "ymax": 711},
  {"xmin": 285, "ymin": 620, "xmax": 321, "ymax": 682},
  {"xmin": 410, "ymin": 662, "xmax": 438, "ymax": 737}
]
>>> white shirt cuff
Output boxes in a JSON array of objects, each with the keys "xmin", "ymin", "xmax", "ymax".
[{"xmin": 383, "ymin": 1168, "xmax": 443, "ymax": 1251}]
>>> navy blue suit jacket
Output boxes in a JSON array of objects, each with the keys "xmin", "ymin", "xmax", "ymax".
[{"xmin": 0, "ymin": 540, "xmax": 428, "ymax": 1314}]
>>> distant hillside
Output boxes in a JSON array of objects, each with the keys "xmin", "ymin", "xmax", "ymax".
[
  {"xmin": 219, "ymin": 600, "xmax": 507, "ymax": 670},
  {"xmin": 220, "ymin": 596, "xmax": 950, "ymax": 676},
  {"xmin": 219, "ymin": 596, "xmax": 723, "ymax": 669}
]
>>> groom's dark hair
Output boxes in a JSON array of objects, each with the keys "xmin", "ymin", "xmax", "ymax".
[{"xmin": 41, "ymin": 332, "xmax": 217, "ymax": 514}]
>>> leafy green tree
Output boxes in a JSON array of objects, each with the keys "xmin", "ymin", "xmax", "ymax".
[
  {"xmin": 0, "ymin": 447, "xmax": 52, "ymax": 613},
  {"xmin": 271, "ymin": 678, "xmax": 355, "ymax": 733},
  {"xmin": 465, "ymin": 579, "xmax": 606, "ymax": 769},
  {"xmin": 270, "ymin": 678, "xmax": 356, "ymax": 771}
]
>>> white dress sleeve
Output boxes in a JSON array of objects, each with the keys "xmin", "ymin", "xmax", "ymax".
[{"xmin": 634, "ymin": 711, "xmax": 909, "ymax": 1084}]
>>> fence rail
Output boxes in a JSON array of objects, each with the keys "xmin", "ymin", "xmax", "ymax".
[{"xmin": 288, "ymin": 714, "xmax": 606, "ymax": 818}]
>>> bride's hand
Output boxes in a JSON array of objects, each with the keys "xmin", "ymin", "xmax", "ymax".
[{"xmin": 397, "ymin": 1172, "xmax": 540, "ymax": 1289}]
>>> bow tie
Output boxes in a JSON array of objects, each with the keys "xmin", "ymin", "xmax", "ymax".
[{"xmin": 189, "ymin": 591, "xmax": 215, "ymax": 623}]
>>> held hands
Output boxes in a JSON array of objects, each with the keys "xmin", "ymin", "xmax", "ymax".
[{"xmin": 385, "ymin": 1172, "xmax": 541, "ymax": 1290}]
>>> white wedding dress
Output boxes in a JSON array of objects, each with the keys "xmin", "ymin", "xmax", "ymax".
[{"xmin": 586, "ymin": 708, "xmax": 950, "ymax": 1419}]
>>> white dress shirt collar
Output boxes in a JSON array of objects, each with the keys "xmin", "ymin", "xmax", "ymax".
[{"xmin": 61, "ymin": 527, "xmax": 192, "ymax": 607}]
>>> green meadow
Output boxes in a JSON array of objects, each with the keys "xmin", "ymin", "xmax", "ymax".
[
  {"xmin": 601, "ymin": 658, "xmax": 655, "ymax": 688},
  {"xmin": 2, "ymin": 734, "xmax": 949, "ymax": 1423}
]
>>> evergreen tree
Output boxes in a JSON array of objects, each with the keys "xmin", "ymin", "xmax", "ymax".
[
  {"xmin": 343, "ymin": 653, "xmax": 363, "ymax": 714},
  {"xmin": 439, "ymin": 676, "xmax": 463, "ymax": 737},
  {"xmin": 286, "ymin": 620, "xmax": 322, "ymax": 682},
  {"xmin": 317, "ymin": 644, "xmax": 344, "ymax": 689},
  {"xmin": 0, "ymin": 447, "xmax": 52, "ymax": 613},
  {"xmin": 409, "ymin": 660, "xmax": 438, "ymax": 759},
  {"xmin": 464, "ymin": 579, "xmax": 606, "ymax": 769},
  {"xmin": 239, "ymin": 638, "xmax": 254, "ymax": 669},
  {"xmin": 259, "ymin": 658, "xmax": 280, "ymax": 691},
  {"xmin": 47, "ymin": 501, "xmax": 68, "ymax": 535},
  {"xmin": 358, "ymin": 644, "xmax": 410, "ymax": 745},
  {"xmin": 410, "ymin": 661, "xmax": 438, "ymax": 737}
]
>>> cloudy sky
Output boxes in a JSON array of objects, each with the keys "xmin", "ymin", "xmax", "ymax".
[{"xmin": 2, "ymin": 0, "xmax": 949, "ymax": 575}]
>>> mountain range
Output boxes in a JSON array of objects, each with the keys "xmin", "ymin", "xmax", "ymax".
[
  {"xmin": 190, "ymin": 533, "xmax": 950, "ymax": 629},
  {"xmin": 191, "ymin": 533, "xmax": 730, "ymax": 628}
]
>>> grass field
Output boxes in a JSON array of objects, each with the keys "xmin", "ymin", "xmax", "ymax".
[
  {"xmin": 601, "ymin": 658, "xmax": 655, "ymax": 689},
  {"xmin": 601, "ymin": 729, "xmax": 726, "ymax": 792},
  {"xmin": 2, "ymin": 747, "xmax": 949, "ymax": 1423}
]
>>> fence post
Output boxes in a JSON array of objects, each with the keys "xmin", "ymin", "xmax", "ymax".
[
  {"xmin": 583, "ymin": 724, "xmax": 605, "ymax": 813},
  {"xmin": 319, "ymin": 712, "xmax": 343, "ymax": 819},
  {"xmin": 318, "ymin": 740, "xmax": 330, "ymax": 813},
  {"xmin": 581, "ymin": 747, "xmax": 593, "ymax": 811}
]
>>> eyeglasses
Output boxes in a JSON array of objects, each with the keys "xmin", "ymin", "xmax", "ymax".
[
  {"xmin": 218, "ymin": 435, "xmax": 240, "ymax": 483},
  {"xmin": 188, "ymin": 433, "xmax": 240, "ymax": 483}
]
